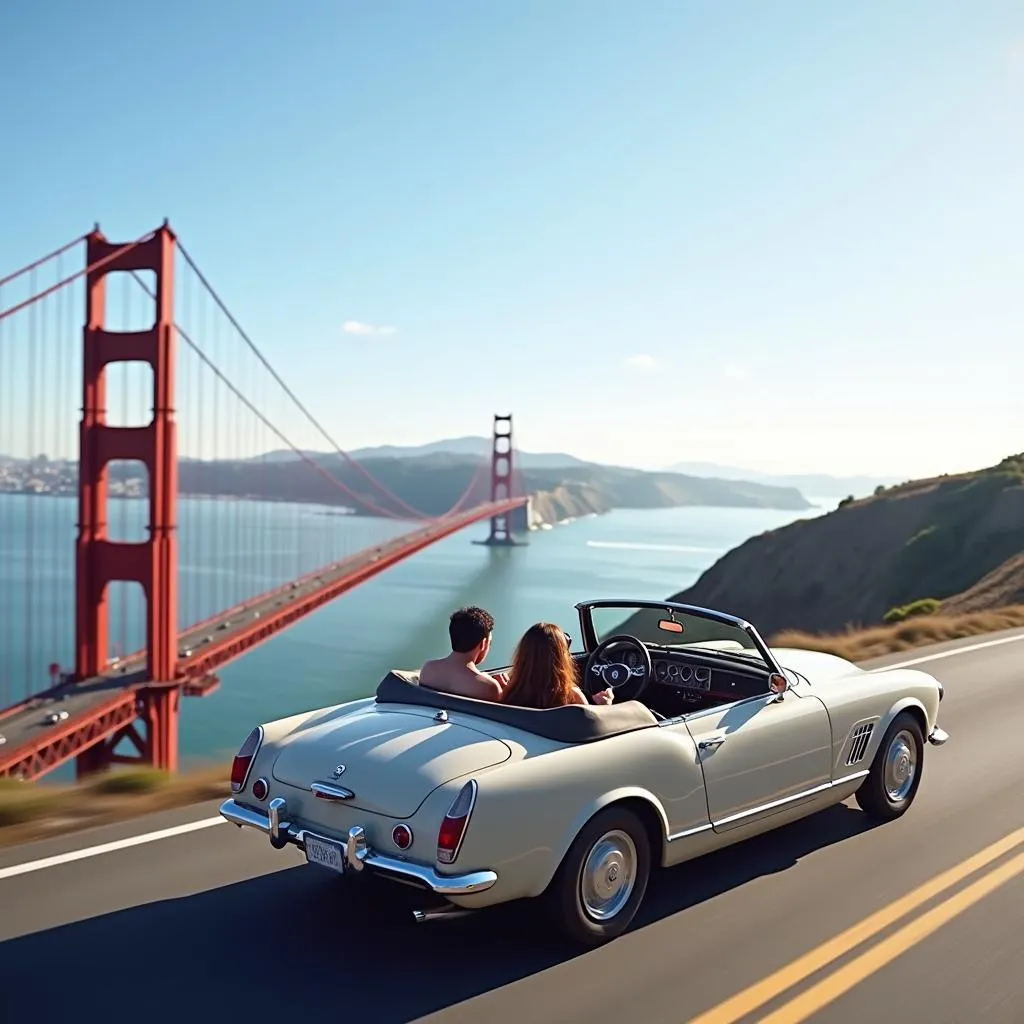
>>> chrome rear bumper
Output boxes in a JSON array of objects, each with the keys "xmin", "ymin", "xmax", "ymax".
[
  {"xmin": 219, "ymin": 797, "xmax": 497, "ymax": 896},
  {"xmin": 928, "ymin": 726, "xmax": 950, "ymax": 746}
]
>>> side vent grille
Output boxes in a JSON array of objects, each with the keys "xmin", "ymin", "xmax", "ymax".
[{"xmin": 845, "ymin": 722, "xmax": 875, "ymax": 766}]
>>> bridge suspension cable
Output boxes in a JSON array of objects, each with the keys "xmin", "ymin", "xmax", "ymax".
[
  {"xmin": 0, "ymin": 232, "xmax": 87, "ymax": 290},
  {"xmin": 174, "ymin": 239, "xmax": 478, "ymax": 522}
]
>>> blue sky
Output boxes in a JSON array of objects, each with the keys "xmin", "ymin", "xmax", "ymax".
[{"xmin": 1, "ymin": 0, "xmax": 1023, "ymax": 477}]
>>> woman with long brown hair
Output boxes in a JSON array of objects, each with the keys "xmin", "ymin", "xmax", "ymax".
[{"xmin": 502, "ymin": 622, "xmax": 613, "ymax": 709}]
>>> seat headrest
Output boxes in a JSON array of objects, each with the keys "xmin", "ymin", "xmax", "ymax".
[{"xmin": 388, "ymin": 669, "xmax": 421, "ymax": 686}]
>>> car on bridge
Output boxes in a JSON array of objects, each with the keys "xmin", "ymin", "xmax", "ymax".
[{"xmin": 219, "ymin": 598, "xmax": 949, "ymax": 946}]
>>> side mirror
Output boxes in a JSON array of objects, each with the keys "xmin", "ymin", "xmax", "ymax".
[{"xmin": 767, "ymin": 673, "xmax": 788, "ymax": 703}]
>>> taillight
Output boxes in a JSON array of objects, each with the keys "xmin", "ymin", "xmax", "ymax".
[
  {"xmin": 437, "ymin": 780, "xmax": 478, "ymax": 864},
  {"xmin": 230, "ymin": 727, "xmax": 263, "ymax": 793}
]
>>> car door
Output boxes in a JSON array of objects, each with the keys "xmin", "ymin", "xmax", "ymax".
[{"xmin": 684, "ymin": 686, "xmax": 833, "ymax": 834}]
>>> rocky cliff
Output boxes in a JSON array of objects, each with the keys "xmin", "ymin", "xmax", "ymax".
[{"xmin": 670, "ymin": 456, "xmax": 1024, "ymax": 635}]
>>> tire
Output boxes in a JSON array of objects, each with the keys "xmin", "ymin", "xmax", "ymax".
[
  {"xmin": 855, "ymin": 711, "xmax": 925, "ymax": 822},
  {"xmin": 546, "ymin": 805, "xmax": 652, "ymax": 947}
]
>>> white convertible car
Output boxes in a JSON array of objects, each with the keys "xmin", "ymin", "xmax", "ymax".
[{"xmin": 220, "ymin": 599, "xmax": 948, "ymax": 946}]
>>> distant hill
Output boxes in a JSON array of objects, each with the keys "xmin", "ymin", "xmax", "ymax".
[
  {"xmin": 167, "ymin": 450, "xmax": 812, "ymax": 521},
  {"xmin": 668, "ymin": 454, "xmax": 1024, "ymax": 635},
  {"xmin": 255, "ymin": 436, "xmax": 590, "ymax": 470},
  {"xmin": 664, "ymin": 461, "xmax": 902, "ymax": 499}
]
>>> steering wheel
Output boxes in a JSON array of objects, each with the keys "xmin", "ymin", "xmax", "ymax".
[{"xmin": 583, "ymin": 634, "xmax": 653, "ymax": 703}]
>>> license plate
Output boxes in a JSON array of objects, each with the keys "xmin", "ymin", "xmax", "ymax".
[{"xmin": 304, "ymin": 834, "xmax": 345, "ymax": 874}]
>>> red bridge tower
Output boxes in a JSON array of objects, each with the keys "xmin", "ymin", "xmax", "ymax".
[
  {"xmin": 74, "ymin": 223, "xmax": 182, "ymax": 776},
  {"xmin": 477, "ymin": 414, "xmax": 527, "ymax": 546}
]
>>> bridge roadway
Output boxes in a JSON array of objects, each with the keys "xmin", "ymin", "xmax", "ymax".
[
  {"xmin": 0, "ymin": 501, "xmax": 522, "ymax": 773},
  {"xmin": 1, "ymin": 630, "xmax": 1022, "ymax": 1020}
]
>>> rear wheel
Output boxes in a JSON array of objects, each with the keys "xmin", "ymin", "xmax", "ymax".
[
  {"xmin": 546, "ymin": 806, "xmax": 651, "ymax": 946},
  {"xmin": 855, "ymin": 711, "xmax": 925, "ymax": 821}
]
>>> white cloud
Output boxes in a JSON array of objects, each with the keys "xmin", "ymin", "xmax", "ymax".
[
  {"xmin": 624, "ymin": 354, "xmax": 657, "ymax": 370},
  {"xmin": 342, "ymin": 320, "xmax": 397, "ymax": 336},
  {"xmin": 721, "ymin": 361, "xmax": 749, "ymax": 380}
]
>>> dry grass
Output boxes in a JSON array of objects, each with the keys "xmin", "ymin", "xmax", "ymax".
[
  {"xmin": 5, "ymin": 604, "xmax": 1024, "ymax": 849},
  {"xmin": 772, "ymin": 604, "xmax": 1024, "ymax": 662},
  {"xmin": 0, "ymin": 763, "xmax": 228, "ymax": 848}
]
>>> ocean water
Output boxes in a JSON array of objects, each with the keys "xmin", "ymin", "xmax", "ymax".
[{"xmin": 0, "ymin": 494, "xmax": 835, "ymax": 767}]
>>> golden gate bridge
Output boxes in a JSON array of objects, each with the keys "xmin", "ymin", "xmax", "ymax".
[{"xmin": 0, "ymin": 222, "xmax": 528, "ymax": 781}]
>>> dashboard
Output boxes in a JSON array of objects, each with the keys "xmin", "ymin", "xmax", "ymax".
[{"xmin": 614, "ymin": 646, "xmax": 768, "ymax": 704}]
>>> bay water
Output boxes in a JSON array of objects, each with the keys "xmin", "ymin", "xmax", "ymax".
[{"xmin": 0, "ymin": 494, "xmax": 835, "ymax": 770}]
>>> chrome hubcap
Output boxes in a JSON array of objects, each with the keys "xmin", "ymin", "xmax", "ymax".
[
  {"xmin": 884, "ymin": 730, "xmax": 917, "ymax": 802},
  {"xmin": 580, "ymin": 829, "xmax": 637, "ymax": 921}
]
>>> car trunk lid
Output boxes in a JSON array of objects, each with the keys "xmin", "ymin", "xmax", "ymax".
[{"xmin": 270, "ymin": 704, "xmax": 512, "ymax": 818}]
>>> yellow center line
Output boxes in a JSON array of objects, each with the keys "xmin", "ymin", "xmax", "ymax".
[
  {"xmin": 686, "ymin": 826, "xmax": 1024, "ymax": 1024},
  {"xmin": 760, "ymin": 849, "xmax": 1024, "ymax": 1023}
]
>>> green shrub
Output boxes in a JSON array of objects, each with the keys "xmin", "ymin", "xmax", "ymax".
[
  {"xmin": 88, "ymin": 769, "xmax": 169, "ymax": 795},
  {"xmin": 883, "ymin": 598, "xmax": 942, "ymax": 624}
]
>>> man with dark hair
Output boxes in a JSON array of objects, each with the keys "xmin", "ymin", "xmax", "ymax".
[{"xmin": 420, "ymin": 606, "xmax": 505, "ymax": 701}]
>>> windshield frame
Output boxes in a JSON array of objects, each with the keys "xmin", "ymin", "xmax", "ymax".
[{"xmin": 575, "ymin": 599, "xmax": 783, "ymax": 675}]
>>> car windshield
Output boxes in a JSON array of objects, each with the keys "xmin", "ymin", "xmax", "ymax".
[{"xmin": 589, "ymin": 604, "xmax": 767, "ymax": 666}]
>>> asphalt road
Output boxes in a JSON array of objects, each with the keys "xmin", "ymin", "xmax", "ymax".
[{"xmin": 1, "ymin": 629, "xmax": 1023, "ymax": 1022}]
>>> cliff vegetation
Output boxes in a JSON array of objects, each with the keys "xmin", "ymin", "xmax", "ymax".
[{"xmin": 670, "ymin": 453, "xmax": 1024, "ymax": 636}]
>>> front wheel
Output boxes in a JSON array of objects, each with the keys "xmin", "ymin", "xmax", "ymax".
[
  {"xmin": 855, "ymin": 711, "xmax": 925, "ymax": 821},
  {"xmin": 546, "ymin": 806, "xmax": 651, "ymax": 946}
]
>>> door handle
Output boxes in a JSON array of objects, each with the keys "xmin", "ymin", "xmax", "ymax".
[{"xmin": 698, "ymin": 736, "xmax": 726, "ymax": 751}]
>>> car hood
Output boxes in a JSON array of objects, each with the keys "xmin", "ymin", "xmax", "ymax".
[
  {"xmin": 270, "ymin": 704, "xmax": 512, "ymax": 818},
  {"xmin": 771, "ymin": 647, "xmax": 863, "ymax": 685}
]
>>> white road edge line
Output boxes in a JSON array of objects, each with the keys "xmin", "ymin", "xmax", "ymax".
[
  {"xmin": 3, "ymin": 628, "xmax": 1023, "ymax": 881},
  {"xmin": 866, "ymin": 631, "xmax": 1024, "ymax": 670},
  {"xmin": 0, "ymin": 816, "xmax": 225, "ymax": 881}
]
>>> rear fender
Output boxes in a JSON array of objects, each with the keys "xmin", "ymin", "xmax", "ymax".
[
  {"xmin": 450, "ymin": 764, "xmax": 671, "ymax": 905},
  {"xmin": 556, "ymin": 786, "xmax": 670, "ymax": 871}
]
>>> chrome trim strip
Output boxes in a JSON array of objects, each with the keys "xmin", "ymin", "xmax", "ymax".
[
  {"xmin": 928, "ymin": 725, "xmax": 949, "ymax": 746},
  {"xmin": 831, "ymin": 769, "xmax": 871, "ymax": 786},
  {"xmin": 712, "ymin": 780, "xmax": 835, "ymax": 829},
  {"xmin": 665, "ymin": 770, "xmax": 870, "ymax": 841},
  {"xmin": 218, "ymin": 798, "xmax": 497, "ymax": 896},
  {"xmin": 310, "ymin": 782, "xmax": 355, "ymax": 801},
  {"xmin": 666, "ymin": 822, "xmax": 714, "ymax": 843}
]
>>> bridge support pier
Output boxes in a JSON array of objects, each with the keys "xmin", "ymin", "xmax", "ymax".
[
  {"xmin": 476, "ymin": 413, "xmax": 528, "ymax": 547},
  {"xmin": 74, "ymin": 686, "xmax": 181, "ymax": 779}
]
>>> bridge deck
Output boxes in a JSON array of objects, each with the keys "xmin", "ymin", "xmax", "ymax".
[{"xmin": 0, "ymin": 500, "xmax": 526, "ymax": 779}]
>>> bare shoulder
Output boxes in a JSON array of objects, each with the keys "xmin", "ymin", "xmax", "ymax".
[
  {"xmin": 473, "ymin": 674, "xmax": 504, "ymax": 701},
  {"xmin": 568, "ymin": 686, "xmax": 589, "ymax": 706},
  {"xmin": 419, "ymin": 658, "xmax": 442, "ymax": 683}
]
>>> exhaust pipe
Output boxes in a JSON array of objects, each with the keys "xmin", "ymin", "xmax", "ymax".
[{"xmin": 412, "ymin": 905, "xmax": 474, "ymax": 924}]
